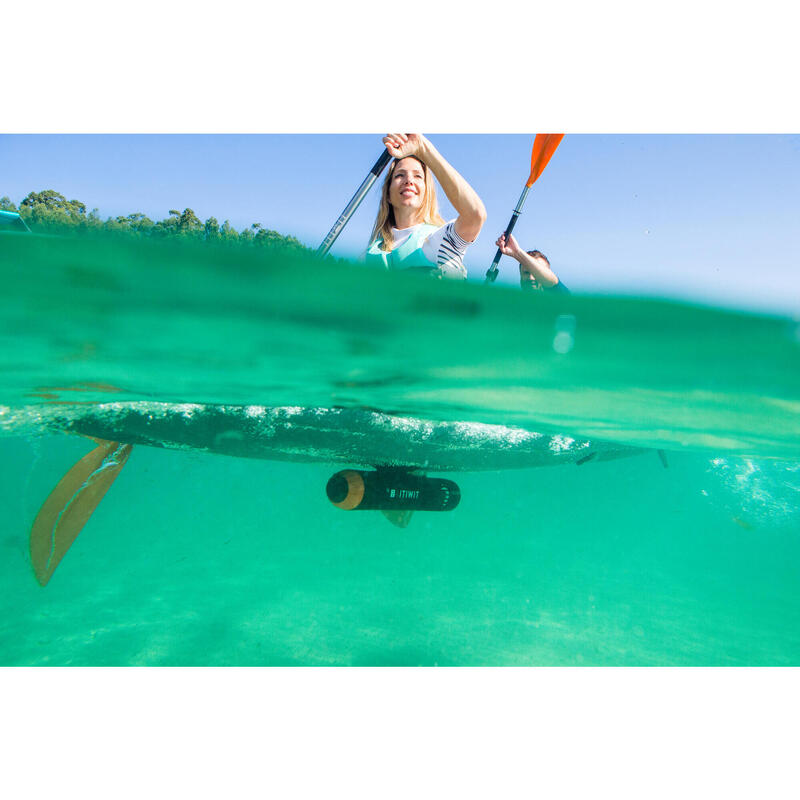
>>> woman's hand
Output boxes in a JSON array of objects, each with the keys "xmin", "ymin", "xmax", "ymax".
[
  {"xmin": 383, "ymin": 133, "xmax": 427, "ymax": 160},
  {"xmin": 495, "ymin": 233, "xmax": 523, "ymax": 260}
]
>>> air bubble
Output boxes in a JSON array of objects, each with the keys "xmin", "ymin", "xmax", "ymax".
[{"xmin": 552, "ymin": 314, "xmax": 576, "ymax": 354}]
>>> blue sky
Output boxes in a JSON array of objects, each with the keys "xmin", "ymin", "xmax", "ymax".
[{"xmin": 2, "ymin": 133, "xmax": 798, "ymax": 315}]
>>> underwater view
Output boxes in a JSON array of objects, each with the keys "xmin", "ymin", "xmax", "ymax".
[
  {"xmin": 1, "ymin": 231, "xmax": 798, "ymax": 665},
  {"xmin": 6, "ymin": 5, "xmax": 800, "ymax": 790}
]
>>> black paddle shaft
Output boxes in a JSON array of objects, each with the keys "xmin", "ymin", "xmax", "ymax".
[
  {"xmin": 317, "ymin": 150, "xmax": 393, "ymax": 257},
  {"xmin": 485, "ymin": 184, "xmax": 531, "ymax": 283}
]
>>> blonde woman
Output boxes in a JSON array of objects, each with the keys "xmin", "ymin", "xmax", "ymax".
[{"xmin": 365, "ymin": 134, "xmax": 486, "ymax": 279}]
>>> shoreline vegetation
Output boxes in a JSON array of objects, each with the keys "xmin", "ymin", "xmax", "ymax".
[{"xmin": 1, "ymin": 190, "xmax": 310, "ymax": 254}]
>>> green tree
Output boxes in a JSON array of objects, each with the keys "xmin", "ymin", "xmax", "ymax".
[
  {"xmin": 151, "ymin": 209, "xmax": 181, "ymax": 237},
  {"xmin": 220, "ymin": 220, "xmax": 238, "ymax": 241},
  {"xmin": 9, "ymin": 189, "xmax": 311, "ymax": 255},
  {"xmin": 177, "ymin": 208, "xmax": 203, "ymax": 234},
  {"xmin": 85, "ymin": 208, "xmax": 105, "ymax": 231},
  {"xmin": 204, "ymin": 216, "xmax": 220, "ymax": 240},
  {"xmin": 255, "ymin": 226, "xmax": 282, "ymax": 246},
  {"xmin": 19, "ymin": 189, "xmax": 88, "ymax": 231},
  {"xmin": 152, "ymin": 208, "xmax": 204, "ymax": 238},
  {"xmin": 21, "ymin": 190, "xmax": 85, "ymax": 216},
  {"xmin": 117, "ymin": 212, "xmax": 154, "ymax": 233}
]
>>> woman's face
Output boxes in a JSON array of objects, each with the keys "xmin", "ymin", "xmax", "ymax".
[{"xmin": 388, "ymin": 157, "xmax": 426, "ymax": 215}]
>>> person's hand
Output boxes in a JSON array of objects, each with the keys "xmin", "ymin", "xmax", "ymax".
[
  {"xmin": 495, "ymin": 232, "xmax": 522, "ymax": 259},
  {"xmin": 383, "ymin": 133, "xmax": 427, "ymax": 160}
]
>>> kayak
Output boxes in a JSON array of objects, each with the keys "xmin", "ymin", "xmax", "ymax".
[
  {"xmin": 0, "ymin": 210, "xmax": 31, "ymax": 233},
  {"xmin": 2, "ymin": 401, "xmax": 646, "ymax": 585},
  {"xmin": 1, "ymin": 400, "xmax": 644, "ymax": 472}
]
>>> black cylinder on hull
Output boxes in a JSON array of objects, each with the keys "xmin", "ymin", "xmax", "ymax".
[{"xmin": 326, "ymin": 469, "xmax": 460, "ymax": 512}]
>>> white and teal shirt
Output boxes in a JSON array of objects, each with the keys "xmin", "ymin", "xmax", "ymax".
[{"xmin": 365, "ymin": 221, "xmax": 472, "ymax": 279}]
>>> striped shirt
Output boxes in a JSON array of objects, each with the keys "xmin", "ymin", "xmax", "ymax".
[{"xmin": 390, "ymin": 221, "xmax": 471, "ymax": 280}]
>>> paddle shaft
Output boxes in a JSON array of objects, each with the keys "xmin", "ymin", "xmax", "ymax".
[
  {"xmin": 317, "ymin": 150, "xmax": 393, "ymax": 257},
  {"xmin": 484, "ymin": 184, "xmax": 530, "ymax": 283}
]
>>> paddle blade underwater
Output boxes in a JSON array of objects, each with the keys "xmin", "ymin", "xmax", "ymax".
[{"xmin": 29, "ymin": 440, "xmax": 132, "ymax": 586}]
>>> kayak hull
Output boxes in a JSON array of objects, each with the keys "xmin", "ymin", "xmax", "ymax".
[{"xmin": 1, "ymin": 401, "xmax": 643, "ymax": 472}]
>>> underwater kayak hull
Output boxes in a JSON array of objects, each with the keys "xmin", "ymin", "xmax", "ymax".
[{"xmin": 1, "ymin": 402, "xmax": 642, "ymax": 472}]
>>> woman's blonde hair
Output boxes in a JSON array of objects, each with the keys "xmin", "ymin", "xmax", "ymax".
[{"xmin": 369, "ymin": 156, "xmax": 445, "ymax": 252}]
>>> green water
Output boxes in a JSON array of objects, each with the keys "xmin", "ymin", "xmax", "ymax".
[{"xmin": 1, "ymin": 232, "xmax": 799, "ymax": 665}]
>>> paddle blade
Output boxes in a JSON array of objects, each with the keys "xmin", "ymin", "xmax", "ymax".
[
  {"xmin": 30, "ymin": 440, "xmax": 132, "ymax": 586},
  {"xmin": 526, "ymin": 133, "xmax": 565, "ymax": 187}
]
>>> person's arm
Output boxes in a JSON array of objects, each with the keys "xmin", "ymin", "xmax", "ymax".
[
  {"xmin": 383, "ymin": 134, "xmax": 486, "ymax": 242},
  {"xmin": 496, "ymin": 233, "xmax": 560, "ymax": 288}
]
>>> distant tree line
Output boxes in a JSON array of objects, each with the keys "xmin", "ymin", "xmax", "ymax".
[{"xmin": 0, "ymin": 190, "xmax": 310, "ymax": 253}]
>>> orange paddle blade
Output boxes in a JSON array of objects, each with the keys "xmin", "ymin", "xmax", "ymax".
[
  {"xmin": 527, "ymin": 133, "xmax": 565, "ymax": 187},
  {"xmin": 30, "ymin": 440, "xmax": 132, "ymax": 586}
]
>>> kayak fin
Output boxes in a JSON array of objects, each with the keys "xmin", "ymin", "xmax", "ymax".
[
  {"xmin": 379, "ymin": 468, "xmax": 425, "ymax": 528},
  {"xmin": 30, "ymin": 440, "xmax": 132, "ymax": 586},
  {"xmin": 380, "ymin": 509, "xmax": 415, "ymax": 528}
]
